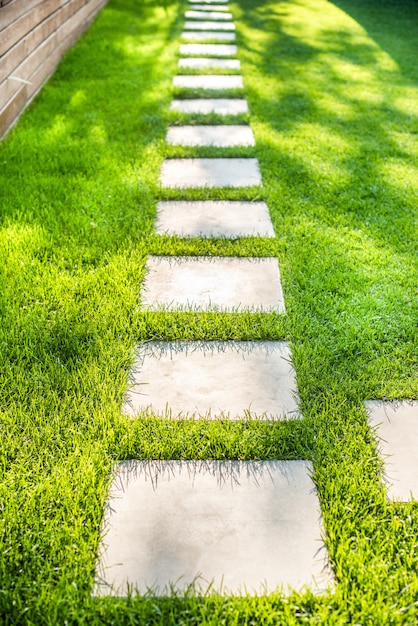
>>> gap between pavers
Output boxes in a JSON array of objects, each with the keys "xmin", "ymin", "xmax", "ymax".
[
  {"xmin": 155, "ymin": 200, "xmax": 274, "ymax": 238},
  {"xmin": 94, "ymin": 459, "xmax": 331, "ymax": 596},
  {"xmin": 181, "ymin": 31, "xmax": 236, "ymax": 41},
  {"xmin": 365, "ymin": 400, "xmax": 418, "ymax": 501},
  {"xmin": 173, "ymin": 75, "xmax": 243, "ymax": 89},
  {"xmin": 166, "ymin": 125, "xmax": 254, "ymax": 147},
  {"xmin": 160, "ymin": 157, "xmax": 261, "ymax": 188},
  {"xmin": 184, "ymin": 20, "xmax": 235, "ymax": 31},
  {"xmin": 185, "ymin": 10, "xmax": 233, "ymax": 20},
  {"xmin": 123, "ymin": 341, "xmax": 296, "ymax": 420},
  {"xmin": 189, "ymin": 0, "xmax": 229, "ymax": 4},
  {"xmin": 180, "ymin": 43, "xmax": 237, "ymax": 56},
  {"xmin": 178, "ymin": 57, "xmax": 240, "ymax": 69},
  {"xmin": 140, "ymin": 256, "xmax": 284, "ymax": 313},
  {"xmin": 170, "ymin": 98, "xmax": 248, "ymax": 115},
  {"xmin": 190, "ymin": 4, "xmax": 230, "ymax": 10}
]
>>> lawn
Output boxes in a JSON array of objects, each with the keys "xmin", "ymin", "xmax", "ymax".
[{"xmin": 0, "ymin": 0, "xmax": 417, "ymax": 623}]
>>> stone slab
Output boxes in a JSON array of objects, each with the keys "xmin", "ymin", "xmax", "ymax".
[
  {"xmin": 166, "ymin": 125, "xmax": 254, "ymax": 147},
  {"xmin": 189, "ymin": 0, "xmax": 229, "ymax": 3},
  {"xmin": 170, "ymin": 98, "xmax": 248, "ymax": 115},
  {"xmin": 155, "ymin": 200, "xmax": 274, "ymax": 238},
  {"xmin": 184, "ymin": 20, "xmax": 235, "ymax": 30},
  {"xmin": 160, "ymin": 158, "xmax": 261, "ymax": 188},
  {"xmin": 366, "ymin": 400, "xmax": 418, "ymax": 501},
  {"xmin": 178, "ymin": 57, "xmax": 240, "ymax": 69},
  {"xmin": 141, "ymin": 256, "xmax": 285, "ymax": 313},
  {"xmin": 173, "ymin": 75, "xmax": 243, "ymax": 89},
  {"xmin": 180, "ymin": 43, "xmax": 237, "ymax": 56},
  {"xmin": 189, "ymin": 4, "xmax": 230, "ymax": 11},
  {"xmin": 95, "ymin": 459, "xmax": 330, "ymax": 596},
  {"xmin": 181, "ymin": 31, "xmax": 236, "ymax": 41},
  {"xmin": 185, "ymin": 10, "xmax": 232, "ymax": 19},
  {"xmin": 123, "ymin": 341, "xmax": 297, "ymax": 419}
]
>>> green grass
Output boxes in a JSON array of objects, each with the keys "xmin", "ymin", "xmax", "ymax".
[{"xmin": 0, "ymin": 0, "xmax": 418, "ymax": 623}]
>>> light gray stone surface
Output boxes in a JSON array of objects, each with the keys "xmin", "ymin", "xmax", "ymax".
[
  {"xmin": 95, "ymin": 459, "xmax": 330, "ymax": 596},
  {"xmin": 160, "ymin": 158, "xmax": 261, "ymax": 188},
  {"xmin": 184, "ymin": 20, "xmax": 235, "ymax": 30},
  {"xmin": 155, "ymin": 200, "xmax": 274, "ymax": 237},
  {"xmin": 180, "ymin": 43, "xmax": 237, "ymax": 56},
  {"xmin": 170, "ymin": 98, "xmax": 248, "ymax": 115},
  {"xmin": 190, "ymin": 0, "xmax": 229, "ymax": 3},
  {"xmin": 190, "ymin": 3, "xmax": 229, "ymax": 9},
  {"xmin": 166, "ymin": 125, "xmax": 254, "ymax": 147},
  {"xmin": 185, "ymin": 10, "xmax": 232, "ymax": 19},
  {"xmin": 181, "ymin": 31, "xmax": 236, "ymax": 41},
  {"xmin": 141, "ymin": 256, "xmax": 285, "ymax": 312},
  {"xmin": 178, "ymin": 57, "xmax": 240, "ymax": 69},
  {"xmin": 366, "ymin": 400, "xmax": 418, "ymax": 501},
  {"xmin": 173, "ymin": 75, "xmax": 243, "ymax": 89}
]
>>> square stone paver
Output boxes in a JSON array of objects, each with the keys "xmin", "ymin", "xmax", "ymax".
[
  {"xmin": 181, "ymin": 31, "xmax": 236, "ymax": 41},
  {"xmin": 141, "ymin": 256, "xmax": 284, "ymax": 312},
  {"xmin": 155, "ymin": 201, "xmax": 274, "ymax": 238},
  {"xmin": 166, "ymin": 125, "xmax": 254, "ymax": 147},
  {"xmin": 178, "ymin": 57, "xmax": 240, "ymax": 69},
  {"xmin": 184, "ymin": 20, "xmax": 235, "ymax": 30},
  {"xmin": 160, "ymin": 158, "xmax": 261, "ymax": 188},
  {"xmin": 180, "ymin": 43, "xmax": 237, "ymax": 56},
  {"xmin": 170, "ymin": 98, "xmax": 248, "ymax": 115},
  {"xmin": 95, "ymin": 459, "xmax": 330, "ymax": 596},
  {"xmin": 185, "ymin": 10, "xmax": 232, "ymax": 19},
  {"xmin": 366, "ymin": 400, "xmax": 418, "ymax": 501},
  {"xmin": 173, "ymin": 75, "xmax": 243, "ymax": 89}
]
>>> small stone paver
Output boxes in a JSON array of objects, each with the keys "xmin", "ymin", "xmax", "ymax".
[
  {"xmin": 180, "ymin": 43, "xmax": 237, "ymax": 56},
  {"xmin": 141, "ymin": 256, "xmax": 285, "ymax": 312},
  {"xmin": 190, "ymin": 4, "xmax": 230, "ymax": 10},
  {"xmin": 178, "ymin": 57, "xmax": 240, "ymax": 69},
  {"xmin": 173, "ymin": 75, "xmax": 243, "ymax": 89},
  {"xmin": 181, "ymin": 31, "xmax": 236, "ymax": 41},
  {"xmin": 190, "ymin": 0, "xmax": 229, "ymax": 3},
  {"xmin": 366, "ymin": 400, "xmax": 418, "ymax": 501},
  {"xmin": 123, "ymin": 341, "xmax": 298, "ymax": 419},
  {"xmin": 170, "ymin": 98, "xmax": 248, "ymax": 115},
  {"xmin": 184, "ymin": 20, "xmax": 235, "ymax": 30},
  {"xmin": 155, "ymin": 200, "xmax": 274, "ymax": 238},
  {"xmin": 160, "ymin": 158, "xmax": 261, "ymax": 188},
  {"xmin": 166, "ymin": 125, "xmax": 254, "ymax": 147},
  {"xmin": 95, "ymin": 459, "xmax": 330, "ymax": 596},
  {"xmin": 185, "ymin": 10, "xmax": 233, "ymax": 19}
]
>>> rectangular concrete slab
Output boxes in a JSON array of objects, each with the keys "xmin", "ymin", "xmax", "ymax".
[
  {"xmin": 155, "ymin": 200, "xmax": 274, "ymax": 238},
  {"xmin": 190, "ymin": 4, "xmax": 230, "ymax": 10},
  {"xmin": 160, "ymin": 158, "xmax": 261, "ymax": 188},
  {"xmin": 95, "ymin": 459, "xmax": 331, "ymax": 596},
  {"xmin": 366, "ymin": 400, "xmax": 418, "ymax": 501},
  {"xmin": 181, "ymin": 31, "xmax": 236, "ymax": 41},
  {"xmin": 170, "ymin": 98, "xmax": 248, "ymax": 115},
  {"xmin": 189, "ymin": 0, "xmax": 229, "ymax": 3},
  {"xmin": 178, "ymin": 57, "xmax": 240, "ymax": 69},
  {"xmin": 166, "ymin": 125, "xmax": 254, "ymax": 147},
  {"xmin": 123, "ymin": 341, "xmax": 298, "ymax": 419},
  {"xmin": 173, "ymin": 75, "xmax": 243, "ymax": 89},
  {"xmin": 184, "ymin": 20, "xmax": 235, "ymax": 30},
  {"xmin": 185, "ymin": 10, "xmax": 233, "ymax": 19},
  {"xmin": 141, "ymin": 256, "xmax": 285, "ymax": 312},
  {"xmin": 180, "ymin": 43, "xmax": 237, "ymax": 56}
]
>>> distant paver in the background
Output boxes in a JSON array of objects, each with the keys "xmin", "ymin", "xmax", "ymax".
[
  {"xmin": 95, "ymin": 459, "xmax": 330, "ymax": 596},
  {"xmin": 185, "ymin": 10, "xmax": 233, "ymax": 20},
  {"xmin": 184, "ymin": 20, "xmax": 235, "ymax": 30},
  {"xmin": 180, "ymin": 43, "xmax": 237, "ymax": 56},
  {"xmin": 123, "ymin": 341, "xmax": 297, "ymax": 419},
  {"xmin": 166, "ymin": 125, "xmax": 254, "ymax": 147},
  {"xmin": 155, "ymin": 200, "xmax": 274, "ymax": 238},
  {"xmin": 181, "ymin": 31, "xmax": 236, "ymax": 41},
  {"xmin": 170, "ymin": 98, "xmax": 248, "ymax": 115},
  {"xmin": 173, "ymin": 75, "xmax": 243, "ymax": 89},
  {"xmin": 141, "ymin": 256, "xmax": 285, "ymax": 312},
  {"xmin": 178, "ymin": 57, "xmax": 240, "ymax": 69},
  {"xmin": 160, "ymin": 158, "xmax": 261, "ymax": 188},
  {"xmin": 366, "ymin": 400, "xmax": 418, "ymax": 501}
]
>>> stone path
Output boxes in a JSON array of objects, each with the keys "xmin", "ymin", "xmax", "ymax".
[{"xmin": 95, "ymin": 0, "xmax": 334, "ymax": 597}]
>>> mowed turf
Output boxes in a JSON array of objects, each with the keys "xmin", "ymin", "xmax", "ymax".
[{"xmin": 0, "ymin": 0, "xmax": 417, "ymax": 623}]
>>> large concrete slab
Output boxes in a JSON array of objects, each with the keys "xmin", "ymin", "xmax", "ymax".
[
  {"xmin": 170, "ymin": 98, "xmax": 248, "ymax": 115},
  {"xmin": 189, "ymin": 0, "xmax": 229, "ymax": 3},
  {"xmin": 178, "ymin": 57, "xmax": 240, "ymax": 69},
  {"xmin": 181, "ymin": 31, "xmax": 236, "ymax": 41},
  {"xmin": 95, "ymin": 459, "xmax": 330, "ymax": 596},
  {"xmin": 123, "ymin": 341, "xmax": 298, "ymax": 419},
  {"xmin": 141, "ymin": 256, "xmax": 285, "ymax": 312},
  {"xmin": 155, "ymin": 201, "xmax": 275, "ymax": 238},
  {"xmin": 184, "ymin": 20, "xmax": 235, "ymax": 30},
  {"xmin": 173, "ymin": 75, "xmax": 243, "ymax": 89},
  {"xmin": 180, "ymin": 43, "xmax": 237, "ymax": 56},
  {"xmin": 166, "ymin": 125, "xmax": 254, "ymax": 147},
  {"xmin": 160, "ymin": 158, "xmax": 261, "ymax": 188},
  {"xmin": 366, "ymin": 400, "xmax": 418, "ymax": 501},
  {"xmin": 185, "ymin": 10, "xmax": 233, "ymax": 19}
]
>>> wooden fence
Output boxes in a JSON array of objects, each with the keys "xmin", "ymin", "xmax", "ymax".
[{"xmin": 0, "ymin": 0, "xmax": 108, "ymax": 139}]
